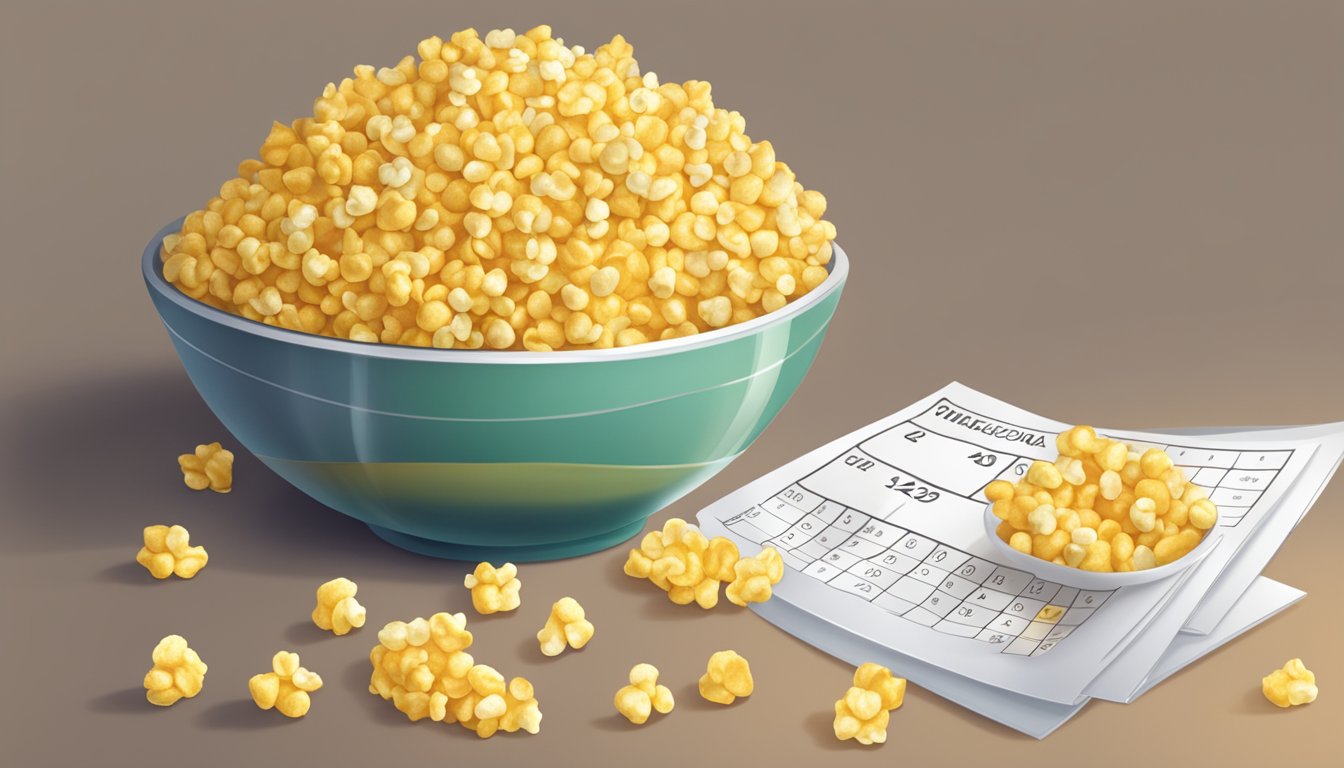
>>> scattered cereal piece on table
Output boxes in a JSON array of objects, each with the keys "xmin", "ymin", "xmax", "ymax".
[
  {"xmin": 725, "ymin": 547, "xmax": 785, "ymax": 606},
  {"xmin": 135, "ymin": 524, "xmax": 208, "ymax": 579},
  {"xmin": 624, "ymin": 518, "xmax": 741, "ymax": 608},
  {"xmin": 143, "ymin": 635, "xmax": 207, "ymax": 706},
  {"xmin": 536, "ymin": 597, "xmax": 594, "ymax": 656},
  {"xmin": 249, "ymin": 650, "xmax": 324, "ymax": 718},
  {"xmin": 614, "ymin": 663, "xmax": 675, "ymax": 724},
  {"xmin": 832, "ymin": 663, "xmax": 906, "ymax": 745},
  {"xmin": 369, "ymin": 612, "xmax": 541, "ymax": 737},
  {"xmin": 464, "ymin": 562, "xmax": 521, "ymax": 614},
  {"xmin": 178, "ymin": 442, "xmax": 233, "ymax": 493},
  {"xmin": 698, "ymin": 650, "xmax": 754, "ymax": 705},
  {"xmin": 1263, "ymin": 658, "xmax": 1318, "ymax": 708},
  {"xmin": 312, "ymin": 577, "xmax": 367, "ymax": 635}
]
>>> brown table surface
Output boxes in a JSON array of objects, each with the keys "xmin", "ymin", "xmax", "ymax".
[{"xmin": 3, "ymin": 1, "xmax": 1342, "ymax": 765}]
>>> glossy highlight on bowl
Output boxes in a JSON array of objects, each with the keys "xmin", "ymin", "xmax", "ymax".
[{"xmin": 143, "ymin": 217, "xmax": 849, "ymax": 560}]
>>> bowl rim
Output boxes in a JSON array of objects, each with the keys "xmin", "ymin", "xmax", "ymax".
[
  {"xmin": 980, "ymin": 501, "xmax": 1221, "ymax": 588},
  {"xmin": 142, "ymin": 216, "xmax": 850, "ymax": 365}
]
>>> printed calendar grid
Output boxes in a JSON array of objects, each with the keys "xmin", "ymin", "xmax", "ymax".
[
  {"xmin": 723, "ymin": 484, "xmax": 1113, "ymax": 657},
  {"xmin": 720, "ymin": 398, "xmax": 1301, "ymax": 656}
]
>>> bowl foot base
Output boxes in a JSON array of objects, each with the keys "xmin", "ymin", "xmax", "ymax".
[{"xmin": 365, "ymin": 519, "xmax": 647, "ymax": 562}]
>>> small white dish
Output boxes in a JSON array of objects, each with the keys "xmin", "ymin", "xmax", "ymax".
[{"xmin": 982, "ymin": 503, "xmax": 1221, "ymax": 589}]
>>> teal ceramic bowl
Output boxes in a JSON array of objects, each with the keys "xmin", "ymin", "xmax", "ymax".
[{"xmin": 143, "ymin": 217, "xmax": 848, "ymax": 560}]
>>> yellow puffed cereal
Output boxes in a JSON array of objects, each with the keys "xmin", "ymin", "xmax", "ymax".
[
  {"xmin": 536, "ymin": 596, "xmax": 595, "ymax": 656},
  {"xmin": 368, "ymin": 612, "xmax": 541, "ymax": 737},
  {"xmin": 1262, "ymin": 658, "xmax": 1318, "ymax": 708},
  {"xmin": 624, "ymin": 518, "xmax": 740, "ymax": 608},
  {"xmin": 136, "ymin": 524, "xmax": 209, "ymax": 579},
  {"xmin": 614, "ymin": 663, "xmax": 675, "ymax": 724},
  {"xmin": 178, "ymin": 442, "xmax": 233, "ymax": 492},
  {"xmin": 160, "ymin": 27, "xmax": 838, "ymax": 352},
  {"xmin": 985, "ymin": 425, "xmax": 1218, "ymax": 571},
  {"xmin": 725, "ymin": 546, "xmax": 784, "ymax": 606},
  {"xmin": 698, "ymin": 650, "xmax": 753, "ymax": 705},
  {"xmin": 312, "ymin": 577, "xmax": 367, "ymax": 635},
  {"xmin": 249, "ymin": 650, "xmax": 324, "ymax": 718},
  {"xmin": 832, "ymin": 662, "xmax": 906, "ymax": 745},
  {"xmin": 143, "ymin": 635, "xmax": 207, "ymax": 706},
  {"xmin": 464, "ymin": 562, "xmax": 521, "ymax": 614}
]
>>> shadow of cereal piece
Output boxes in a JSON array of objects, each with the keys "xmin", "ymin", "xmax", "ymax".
[
  {"xmin": 344, "ymin": 658, "xmax": 414, "ymax": 728},
  {"xmin": 282, "ymin": 620, "xmax": 329, "ymax": 645},
  {"xmin": 590, "ymin": 712, "xmax": 645, "ymax": 732},
  {"xmin": 1239, "ymin": 685, "xmax": 1284, "ymax": 714},
  {"xmin": 197, "ymin": 699, "xmax": 289, "ymax": 730},
  {"xmin": 803, "ymin": 709, "xmax": 855, "ymax": 752},
  {"xmin": 96, "ymin": 561, "xmax": 153, "ymax": 586},
  {"xmin": 86, "ymin": 687, "xmax": 154, "ymax": 715}
]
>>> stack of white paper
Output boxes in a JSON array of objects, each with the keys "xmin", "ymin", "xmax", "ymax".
[{"xmin": 695, "ymin": 383, "xmax": 1344, "ymax": 737}]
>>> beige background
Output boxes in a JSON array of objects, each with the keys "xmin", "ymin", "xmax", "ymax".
[{"xmin": 2, "ymin": 1, "xmax": 1342, "ymax": 765}]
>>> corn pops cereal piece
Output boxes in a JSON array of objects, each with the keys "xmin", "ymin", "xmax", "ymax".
[
  {"xmin": 702, "ymin": 536, "xmax": 741, "ymax": 583},
  {"xmin": 698, "ymin": 650, "xmax": 753, "ymax": 705},
  {"xmin": 1154, "ymin": 529, "xmax": 1202, "ymax": 566},
  {"xmin": 986, "ymin": 425, "xmax": 1218, "ymax": 571},
  {"xmin": 464, "ymin": 562, "xmax": 521, "ymax": 614},
  {"xmin": 725, "ymin": 546, "xmax": 784, "ymax": 606},
  {"xmin": 136, "ymin": 524, "xmax": 209, "ymax": 579},
  {"xmin": 249, "ymin": 650, "xmax": 324, "ymax": 718},
  {"xmin": 536, "ymin": 597, "xmax": 595, "ymax": 656},
  {"xmin": 984, "ymin": 480, "xmax": 1014, "ymax": 501},
  {"xmin": 614, "ymin": 663, "xmax": 675, "ymax": 724},
  {"xmin": 312, "ymin": 577, "xmax": 367, "ymax": 635},
  {"xmin": 178, "ymin": 442, "xmax": 233, "ymax": 492},
  {"xmin": 623, "ymin": 518, "xmax": 739, "ymax": 608},
  {"xmin": 143, "ymin": 635, "xmax": 207, "ymax": 706},
  {"xmin": 368, "ymin": 612, "xmax": 541, "ymax": 737},
  {"xmin": 1262, "ymin": 659, "xmax": 1318, "ymax": 708},
  {"xmin": 448, "ymin": 665, "xmax": 543, "ymax": 738},
  {"xmin": 160, "ymin": 27, "xmax": 838, "ymax": 351},
  {"xmin": 833, "ymin": 662, "xmax": 906, "ymax": 745}
]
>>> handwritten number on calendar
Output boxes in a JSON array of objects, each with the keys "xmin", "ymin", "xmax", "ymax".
[
  {"xmin": 904, "ymin": 430, "xmax": 925, "ymax": 443},
  {"xmin": 968, "ymin": 451, "xmax": 997, "ymax": 467},
  {"xmin": 885, "ymin": 474, "xmax": 940, "ymax": 502},
  {"xmin": 782, "ymin": 488, "xmax": 806, "ymax": 503}
]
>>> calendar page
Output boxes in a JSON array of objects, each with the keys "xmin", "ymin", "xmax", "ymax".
[
  {"xmin": 697, "ymin": 382, "xmax": 1318, "ymax": 704},
  {"xmin": 1087, "ymin": 424, "xmax": 1344, "ymax": 702}
]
